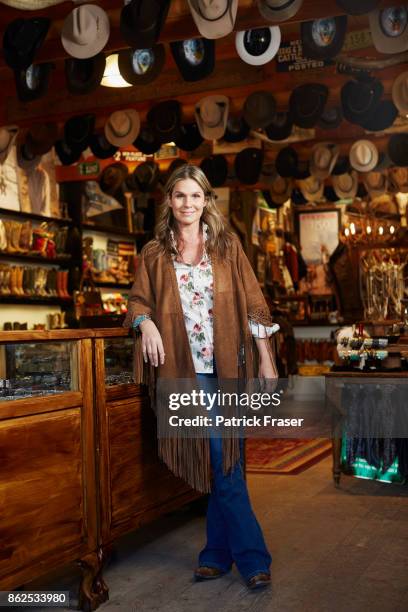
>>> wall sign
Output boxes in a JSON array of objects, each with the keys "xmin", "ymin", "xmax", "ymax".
[
  {"xmin": 276, "ymin": 40, "xmax": 334, "ymax": 72},
  {"xmin": 78, "ymin": 162, "xmax": 100, "ymax": 176}
]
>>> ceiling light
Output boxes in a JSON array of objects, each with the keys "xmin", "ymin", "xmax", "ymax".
[{"xmin": 101, "ymin": 54, "xmax": 132, "ymax": 88}]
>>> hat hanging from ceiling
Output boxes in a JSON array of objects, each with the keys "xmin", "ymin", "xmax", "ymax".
[
  {"xmin": 14, "ymin": 62, "xmax": 54, "ymax": 102},
  {"xmin": 133, "ymin": 160, "xmax": 160, "ymax": 193},
  {"xmin": 265, "ymin": 111, "xmax": 293, "ymax": 141},
  {"xmin": 118, "ymin": 45, "xmax": 165, "ymax": 86},
  {"xmin": 195, "ymin": 95, "xmax": 229, "ymax": 140},
  {"xmin": 363, "ymin": 171, "xmax": 388, "ymax": 198},
  {"xmin": 100, "ymin": 162, "xmax": 128, "ymax": 194},
  {"xmin": 341, "ymin": 77, "xmax": 383, "ymax": 126},
  {"xmin": 174, "ymin": 122, "xmax": 204, "ymax": 151},
  {"xmin": 257, "ymin": 0, "xmax": 303, "ymax": 22},
  {"xmin": 310, "ymin": 143, "xmax": 339, "ymax": 179},
  {"xmin": 64, "ymin": 114, "xmax": 95, "ymax": 152},
  {"xmin": 276, "ymin": 146, "xmax": 298, "ymax": 178},
  {"xmin": 270, "ymin": 175, "xmax": 293, "ymax": 203},
  {"xmin": 54, "ymin": 139, "xmax": 82, "ymax": 166},
  {"xmin": 317, "ymin": 106, "xmax": 343, "ymax": 130},
  {"xmin": 223, "ymin": 116, "xmax": 250, "ymax": 143},
  {"xmin": 389, "ymin": 166, "xmax": 408, "ymax": 192},
  {"xmin": 235, "ymin": 147, "xmax": 264, "ymax": 185},
  {"xmin": 388, "ymin": 133, "xmax": 408, "ymax": 166},
  {"xmin": 120, "ymin": 0, "xmax": 171, "ymax": 49},
  {"xmin": 235, "ymin": 26, "xmax": 281, "ymax": 66},
  {"xmin": 188, "ymin": 0, "xmax": 238, "ymax": 39},
  {"xmin": 301, "ymin": 16, "xmax": 347, "ymax": 60},
  {"xmin": 105, "ymin": 110, "xmax": 140, "ymax": 147},
  {"xmin": 369, "ymin": 6, "xmax": 408, "ymax": 54},
  {"xmin": 332, "ymin": 171, "xmax": 358, "ymax": 200},
  {"xmin": 362, "ymin": 100, "xmax": 398, "ymax": 132},
  {"xmin": 200, "ymin": 154, "xmax": 228, "ymax": 187},
  {"xmin": 147, "ymin": 100, "xmax": 182, "ymax": 144},
  {"xmin": 170, "ymin": 38, "xmax": 215, "ymax": 82},
  {"xmin": 289, "ymin": 83, "xmax": 328, "ymax": 128},
  {"xmin": 243, "ymin": 91, "xmax": 276, "ymax": 129},
  {"xmin": 392, "ymin": 71, "xmax": 408, "ymax": 115},
  {"xmin": 335, "ymin": 0, "xmax": 380, "ymax": 16},
  {"xmin": 89, "ymin": 133, "xmax": 118, "ymax": 160},
  {"xmin": 298, "ymin": 175, "xmax": 324, "ymax": 202},
  {"xmin": 0, "ymin": 126, "xmax": 18, "ymax": 165},
  {"xmin": 349, "ymin": 140, "xmax": 379, "ymax": 173},
  {"xmin": 3, "ymin": 17, "xmax": 50, "ymax": 71},
  {"xmin": 62, "ymin": 5, "xmax": 110, "ymax": 59},
  {"xmin": 134, "ymin": 126, "xmax": 162, "ymax": 155},
  {"xmin": 25, "ymin": 123, "xmax": 58, "ymax": 156},
  {"xmin": 65, "ymin": 53, "xmax": 106, "ymax": 95}
]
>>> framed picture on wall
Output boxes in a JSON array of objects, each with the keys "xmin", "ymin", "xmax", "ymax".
[{"xmin": 294, "ymin": 206, "xmax": 340, "ymax": 296}]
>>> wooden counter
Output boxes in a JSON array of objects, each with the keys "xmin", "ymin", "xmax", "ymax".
[{"xmin": 0, "ymin": 329, "xmax": 199, "ymax": 611}]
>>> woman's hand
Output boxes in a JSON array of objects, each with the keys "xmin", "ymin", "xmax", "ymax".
[{"xmin": 139, "ymin": 319, "xmax": 165, "ymax": 367}]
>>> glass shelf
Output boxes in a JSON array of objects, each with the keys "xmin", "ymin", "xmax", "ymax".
[{"xmin": 104, "ymin": 336, "xmax": 134, "ymax": 386}]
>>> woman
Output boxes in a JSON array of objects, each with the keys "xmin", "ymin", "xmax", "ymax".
[{"xmin": 124, "ymin": 164, "xmax": 279, "ymax": 590}]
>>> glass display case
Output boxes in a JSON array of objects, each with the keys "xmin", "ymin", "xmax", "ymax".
[{"xmin": 104, "ymin": 336, "xmax": 134, "ymax": 386}]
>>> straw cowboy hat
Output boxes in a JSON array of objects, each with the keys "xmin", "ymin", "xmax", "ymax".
[
  {"xmin": 310, "ymin": 143, "xmax": 339, "ymax": 180},
  {"xmin": 104, "ymin": 110, "xmax": 140, "ymax": 147},
  {"xmin": 195, "ymin": 95, "xmax": 229, "ymax": 140},
  {"xmin": 363, "ymin": 171, "xmax": 388, "ymax": 199},
  {"xmin": 297, "ymin": 175, "xmax": 324, "ymax": 202},
  {"xmin": 349, "ymin": 140, "xmax": 379, "ymax": 173},
  {"xmin": 62, "ymin": 4, "xmax": 110, "ymax": 59},
  {"xmin": 332, "ymin": 171, "xmax": 358, "ymax": 200},
  {"xmin": 392, "ymin": 71, "xmax": 408, "ymax": 116},
  {"xmin": 0, "ymin": 126, "xmax": 18, "ymax": 164}
]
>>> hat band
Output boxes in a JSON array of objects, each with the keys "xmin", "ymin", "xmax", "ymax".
[
  {"xmin": 265, "ymin": 0, "xmax": 296, "ymax": 13},
  {"xmin": 193, "ymin": 0, "xmax": 230, "ymax": 22}
]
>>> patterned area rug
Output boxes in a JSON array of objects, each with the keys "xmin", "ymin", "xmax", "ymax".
[{"xmin": 245, "ymin": 438, "xmax": 332, "ymax": 474}]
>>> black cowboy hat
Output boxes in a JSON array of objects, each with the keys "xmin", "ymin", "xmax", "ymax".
[
  {"xmin": 293, "ymin": 160, "xmax": 311, "ymax": 180},
  {"xmin": 301, "ymin": 16, "xmax": 347, "ymax": 60},
  {"xmin": 174, "ymin": 122, "xmax": 204, "ymax": 151},
  {"xmin": 120, "ymin": 0, "xmax": 171, "ymax": 49},
  {"xmin": 3, "ymin": 17, "xmax": 50, "ymax": 71},
  {"xmin": 25, "ymin": 122, "xmax": 58, "ymax": 156},
  {"xmin": 289, "ymin": 83, "xmax": 328, "ymax": 129},
  {"xmin": 65, "ymin": 53, "xmax": 106, "ymax": 95},
  {"xmin": 100, "ymin": 162, "xmax": 129, "ymax": 194},
  {"xmin": 235, "ymin": 147, "xmax": 264, "ymax": 185},
  {"xmin": 276, "ymin": 146, "xmax": 298, "ymax": 178},
  {"xmin": 133, "ymin": 160, "xmax": 160, "ymax": 192},
  {"xmin": 388, "ymin": 133, "xmax": 408, "ymax": 167},
  {"xmin": 332, "ymin": 156, "xmax": 351, "ymax": 176},
  {"xmin": 170, "ymin": 37, "xmax": 215, "ymax": 82},
  {"xmin": 55, "ymin": 139, "xmax": 82, "ymax": 166},
  {"xmin": 361, "ymin": 100, "xmax": 398, "ymax": 132},
  {"xmin": 265, "ymin": 111, "xmax": 293, "ymax": 141},
  {"xmin": 147, "ymin": 100, "xmax": 182, "ymax": 144},
  {"xmin": 118, "ymin": 44, "xmax": 165, "ymax": 85},
  {"xmin": 341, "ymin": 77, "xmax": 383, "ymax": 126},
  {"xmin": 89, "ymin": 133, "xmax": 118, "ymax": 160},
  {"xmin": 200, "ymin": 154, "xmax": 228, "ymax": 187},
  {"xmin": 13, "ymin": 62, "xmax": 54, "ymax": 103},
  {"xmin": 317, "ymin": 105, "xmax": 343, "ymax": 130},
  {"xmin": 223, "ymin": 116, "xmax": 250, "ymax": 143},
  {"xmin": 134, "ymin": 125, "xmax": 162, "ymax": 155},
  {"xmin": 64, "ymin": 114, "xmax": 95, "ymax": 152}
]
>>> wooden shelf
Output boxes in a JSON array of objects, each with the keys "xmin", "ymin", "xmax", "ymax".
[
  {"xmin": 0, "ymin": 208, "xmax": 73, "ymax": 226},
  {"xmin": 0, "ymin": 295, "xmax": 73, "ymax": 305},
  {"xmin": 81, "ymin": 223, "xmax": 150, "ymax": 239},
  {"xmin": 0, "ymin": 252, "xmax": 72, "ymax": 265},
  {"xmin": 95, "ymin": 282, "xmax": 132, "ymax": 289}
]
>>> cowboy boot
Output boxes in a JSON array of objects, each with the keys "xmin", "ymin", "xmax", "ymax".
[
  {"xmin": 56, "ymin": 270, "xmax": 64, "ymax": 298},
  {"xmin": 4, "ymin": 267, "xmax": 11, "ymax": 295},
  {"xmin": 10, "ymin": 267, "xmax": 18, "ymax": 295},
  {"xmin": 3, "ymin": 220, "xmax": 17, "ymax": 253},
  {"xmin": 60, "ymin": 310, "xmax": 66, "ymax": 328},
  {"xmin": 62, "ymin": 270, "xmax": 70, "ymax": 298},
  {"xmin": 48, "ymin": 268, "xmax": 56, "ymax": 296},
  {"xmin": 16, "ymin": 266, "xmax": 24, "ymax": 295},
  {"xmin": 33, "ymin": 267, "xmax": 42, "ymax": 296},
  {"xmin": 11, "ymin": 222, "xmax": 23, "ymax": 253},
  {"xmin": 19, "ymin": 221, "xmax": 32, "ymax": 252},
  {"xmin": 0, "ymin": 220, "xmax": 7, "ymax": 251},
  {"xmin": 0, "ymin": 267, "xmax": 5, "ymax": 295},
  {"xmin": 22, "ymin": 267, "xmax": 31, "ymax": 295}
]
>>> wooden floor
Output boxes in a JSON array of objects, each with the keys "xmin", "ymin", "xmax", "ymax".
[{"xmin": 31, "ymin": 455, "xmax": 408, "ymax": 612}]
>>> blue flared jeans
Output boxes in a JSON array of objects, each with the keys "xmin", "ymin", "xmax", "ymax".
[{"xmin": 196, "ymin": 372, "xmax": 272, "ymax": 581}]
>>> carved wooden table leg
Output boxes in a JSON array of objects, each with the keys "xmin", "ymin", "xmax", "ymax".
[
  {"xmin": 78, "ymin": 547, "xmax": 110, "ymax": 611},
  {"xmin": 332, "ymin": 437, "xmax": 342, "ymax": 487}
]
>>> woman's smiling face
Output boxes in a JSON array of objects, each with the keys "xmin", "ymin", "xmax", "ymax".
[{"xmin": 169, "ymin": 178, "xmax": 206, "ymax": 227}]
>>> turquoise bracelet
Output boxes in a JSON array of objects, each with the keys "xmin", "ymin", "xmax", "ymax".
[{"xmin": 132, "ymin": 315, "xmax": 151, "ymax": 329}]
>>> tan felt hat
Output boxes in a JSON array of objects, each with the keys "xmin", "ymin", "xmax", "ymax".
[
  {"xmin": 104, "ymin": 110, "xmax": 141, "ymax": 147},
  {"xmin": 269, "ymin": 175, "xmax": 293, "ymax": 203},
  {"xmin": 62, "ymin": 4, "xmax": 110, "ymax": 59},
  {"xmin": 363, "ymin": 171, "xmax": 388, "ymax": 198},
  {"xmin": 195, "ymin": 95, "xmax": 229, "ymax": 140},
  {"xmin": 297, "ymin": 175, "xmax": 324, "ymax": 202},
  {"xmin": 332, "ymin": 171, "xmax": 358, "ymax": 200}
]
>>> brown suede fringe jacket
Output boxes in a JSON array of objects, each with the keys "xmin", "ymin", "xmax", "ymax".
[{"xmin": 123, "ymin": 234, "xmax": 277, "ymax": 493}]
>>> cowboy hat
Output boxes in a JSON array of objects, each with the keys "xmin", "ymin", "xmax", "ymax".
[
  {"xmin": 235, "ymin": 26, "xmax": 281, "ymax": 66},
  {"xmin": 120, "ymin": 0, "xmax": 171, "ymax": 49},
  {"xmin": 62, "ymin": 4, "xmax": 110, "ymax": 59},
  {"xmin": 195, "ymin": 95, "xmax": 229, "ymax": 140},
  {"xmin": 25, "ymin": 123, "xmax": 58, "ymax": 156},
  {"xmin": 276, "ymin": 146, "xmax": 298, "ymax": 178},
  {"xmin": 174, "ymin": 122, "xmax": 204, "ymax": 151},
  {"xmin": 290, "ymin": 83, "xmax": 328, "ymax": 128},
  {"xmin": 54, "ymin": 139, "xmax": 82, "ymax": 166},
  {"xmin": 14, "ymin": 62, "xmax": 54, "ymax": 102},
  {"xmin": 100, "ymin": 162, "xmax": 128, "ymax": 194},
  {"xmin": 133, "ymin": 160, "xmax": 160, "ymax": 193},
  {"xmin": 388, "ymin": 133, "xmax": 408, "ymax": 167},
  {"xmin": 3, "ymin": 17, "xmax": 50, "ymax": 71},
  {"xmin": 341, "ymin": 77, "xmax": 383, "ymax": 126},
  {"xmin": 147, "ymin": 100, "xmax": 182, "ymax": 144},
  {"xmin": 64, "ymin": 114, "xmax": 95, "ymax": 152},
  {"xmin": 243, "ymin": 90, "xmax": 277, "ymax": 129},
  {"xmin": 265, "ymin": 111, "xmax": 293, "ymax": 141},
  {"xmin": 89, "ymin": 133, "xmax": 118, "ymax": 160},
  {"xmin": 369, "ymin": 6, "xmax": 408, "ymax": 54},
  {"xmin": 105, "ymin": 110, "xmax": 140, "ymax": 147},
  {"xmin": 134, "ymin": 126, "xmax": 162, "ymax": 154},
  {"xmin": 0, "ymin": 126, "xmax": 18, "ymax": 164},
  {"xmin": 310, "ymin": 143, "xmax": 339, "ymax": 179},
  {"xmin": 269, "ymin": 175, "xmax": 293, "ymax": 203},
  {"xmin": 118, "ymin": 45, "xmax": 165, "ymax": 86},
  {"xmin": 301, "ymin": 16, "xmax": 347, "ymax": 60},
  {"xmin": 332, "ymin": 171, "xmax": 358, "ymax": 200},
  {"xmin": 392, "ymin": 71, "xmax": 408, "ymax": 116},
  {"xmin": 234, "ymin": 147, "xmax": 264, "ymax": 184},
  {"xmin": 349, "ymin": 140, "xmax": 379, "ymax": 173},
  {"xmin": 317, "ymin": 106, "xmax": 343, "ymax": 130},
  {"xmin": 200, "ymin": 154, "xmax": 228, "ymax": 187},
  {"xmin": 363, "ymin": 171, "xmax": 388, "ymax": 198},
  {"xmin": 0, "ymin": 0, "xmax": 69, "ymax": 7},
  {"xmin": 65, "ymin": 53, "xmax": 106, "ymax": 95},
  {"xmin": 257, "ymin": 0, "xmax": 303, "ymax": 22},
  {"xmin": 297, "ymin": 175, "xmax": 324, "ymax": 202},
  {"xmin": 389, "ymin": 166, "xmax": 408, "ymax": 192},
  {"xmin": 17, "ymin": 142, "xmax": 42, "ymax": 172},
  {"xmin": 170, "ymin": 38, "xmax": 214, "ymax": 82},
  {"xmin": 223, "ymin": 116, "xmax": 250, "ymax": 143},
  {"xmin": 188, "ymin": 0, "xmax": 238, "ymax": 39},
  {"xmin": 363, "ymin": 100, "xmax": 398, "ymax": 132}
]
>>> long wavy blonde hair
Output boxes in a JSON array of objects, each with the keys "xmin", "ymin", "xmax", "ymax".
[{"xmin": 154, "ymin": 164, "xmax": 234, "ymax": 259}]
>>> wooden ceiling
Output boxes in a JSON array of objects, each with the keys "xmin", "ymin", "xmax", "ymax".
[{"xmin": 0, "ymin": 0, "xmax": 405, "ymax": 156}]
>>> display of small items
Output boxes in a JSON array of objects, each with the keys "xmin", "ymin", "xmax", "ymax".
[
  {"xmin": 102, "ymin": 292, "xmax": 128, "ymax": 315},
  {"xmin": 0, "ymin": 265, "xmax": 71, "ymax": 298},
  {"xmin": 0, "ymin": 219, "xmax": 70, "ymax": 258},
  {"xmin": 2, "ymin": 313, "xmax": 67, "ymax": 330},
  {"xmin": 82, "ymin": 236, "xmax": 136, "ymax": 285}
]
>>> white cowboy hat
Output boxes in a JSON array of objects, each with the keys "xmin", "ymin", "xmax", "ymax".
[
  {"xmin": 297, "ymin": 175, "xmax": 324, "ymax": 202},
  {"xmin": 363, "ymin": 171, "xmax": 388, "ymax": 198},
  {"xmin": 0, "ymin": 126, "xmax": 18, "ymax": 164},
  {"xmin": 187, "ymin": 0, "xmax": 238, "ymax": 40},
  {"xmin": 392, "ymin": 71, "xmax": 408, "ymax": 116},
  {"xmin": 310, "ymin": 143, "xmax": 339, "ymax": 180},
  {"xmin": 349, "ymin": 140, "xmax": 379, "ymax": 173},
  {"xmin": 62, "ymin": 4, "xmax": 110, "ymax": 59},
  {"xmin": 332, "ymin": 171, "xmax": 358, "ymax": 200},
  {"xmin": 104, "ymin": 109, "xmax": 140, "ymax": 147},
  {"xmin": 195, "ymin": 95, "xmax": 229, "ymax": 140}
]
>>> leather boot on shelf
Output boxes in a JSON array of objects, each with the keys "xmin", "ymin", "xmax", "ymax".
[
  {"xmin": 56, "ymin": 270, "xmax": 64, "ymax": 298},
  {"xmin": 0, "ymin": 267, "xmax": 5, "ymax": 295},
  {"xmin": 19, "ymin": 221, "xmax": 32, "ymax": 252},
  {"xmin": 3, "ymin": 322, "xmax": 12, "ymax": 330},
  {"xmin": 0, "ymin": 220, "xmax": 6, "ymax": 251},
  {"xmin": 40, "ymin": 267, "xmax": 48, "ymax": 296},
  {"xmin": 23, "ymin": 267, "xmax": 31, "ymax": 295},
  {"xmin": 11, "ymin": 221, "xmax": 23, "ymax": 253},
  {"xmin": 9, "ymin": 267, "xmax": 18, "ymax": 295},
  {"xmin": 3, "ymin": 221, "xmax": 17, "ymax": 253},
  {"xmin": 50, "ymin": 268, "xmax": 58, "ymax": 297},
  {"xmin": 13, "ymin": 322, "xmax": 21, "ymax": 330},
  {"xmin": 15, "ymin": 266, "xmax": 24, "ymax": 295},
  {"xmin": 3, "ymin": 267, "xmax": 11, "ymax": 295},
  {"xmin": 26, "ymin": 267, "xmax": 35, "ymax": 296},
  {"xmin": 61, "ymin": 270, "xmax": 70, "ymax": 298},
  {"xmin": 60, "ymin": 310, "xmax": 66, "ymax": 328}
]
